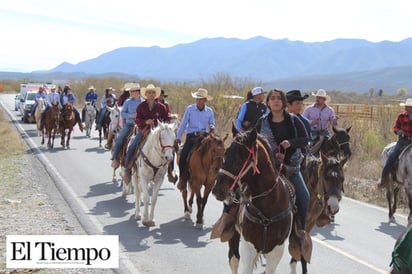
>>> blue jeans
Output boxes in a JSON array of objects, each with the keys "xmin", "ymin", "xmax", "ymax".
[
  {"xmin": 289, "ymin": 171, "xmax": 310, "ymax": 229},
  {"xmin": 30, "ymin": 102, "xmax": 38, "ymax": 116},
  {"xmin": 125, "ymin": 131, "xmax": 143, "ymax": 167},
  {"xmin": 382, "ymin": 139, "xmax": 406, "ymax": 176},
  {"xmin": 97, "ymin": 108, "xmax": 107, "ymax": 126},
  {"xmin": 178, "ymin": 134, "xmax": 200, "ymax": 172},
  {"xmin": 112, "ymin": 123, "xmax": 134, "ymax": 160}
]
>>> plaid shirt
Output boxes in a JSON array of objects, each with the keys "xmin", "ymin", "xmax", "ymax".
[{"xmin": 393, "ymin": 112, "xmax": 412, "ymax": 137}]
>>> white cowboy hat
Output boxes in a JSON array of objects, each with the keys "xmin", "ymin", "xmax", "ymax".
[
  {"xmin": 400, "ymin": 98, "xmax": 412, "ymax": 107},
  {"xmin": 126, "ymin": 83, "xmax": 140, "ymax": 92},
  {"xmin": 141, "ymin": 84, "xmax": 161, "ymax": 99},
  {"xmin": 88, "ymin": 85, "xmax": 95, "ymax": 90},
  {"xmin": 311, "ymin": 89, "xmax": 331, "ymax": 102},
  {"xmin": 191, "ymin": 88, "xmax": 213, "ymax": 100}
]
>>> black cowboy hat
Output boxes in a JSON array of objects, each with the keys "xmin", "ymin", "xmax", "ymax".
[
  {"xmin": 286, "ymin": 90, "xmax": 309, "ymax": 102},
  {"xmin": 160, "ymin": 89, "xmax": 168, "ymax": 98}
]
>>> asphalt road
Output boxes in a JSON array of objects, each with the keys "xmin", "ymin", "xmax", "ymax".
[{"xmin": 1, "ymin": 93, "xmax": 407, "ymax": 274}]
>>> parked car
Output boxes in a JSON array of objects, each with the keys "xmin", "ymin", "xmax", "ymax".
[
  {"xmin": 20, "ymin": 91, "xmax": 37, "ymax": 123},
  {"xmin": 14, "ymin": 94, "xmax": 21, "ymax": 111}
]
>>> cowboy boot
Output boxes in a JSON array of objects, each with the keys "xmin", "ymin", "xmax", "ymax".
[{"xmin": 210, "ymin": 212, "xmax": 236, "ymax": 242}]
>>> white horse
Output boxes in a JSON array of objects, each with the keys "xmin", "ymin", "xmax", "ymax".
[
  {"xmin": 84, "ymin": 101, "xmax": 96, "ymax": 137},
  {"xmin": 35, "ymin": 98, "xmax": 46, "ymax": 136},
  {"xmin": 131, "ymin": 122, "xmax": 176, "ymax": 226},
  {"xmin": 382, "ymin": 141, "xmax": 412, "ymax": 222}
]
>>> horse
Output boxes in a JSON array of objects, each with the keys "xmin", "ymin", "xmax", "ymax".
[
  {"xmin": 391, "ymin": 221, "xmax": 412, "ymax": 274},
  {"xmin": 41, "ymin": 103, "xmax": 59, "ymax": 149},
  {"xmin": 59, "ymin": 102, "xmax": 76, "ymax": 149},
  {"xmin": 130, "ymin": 122, "xmax": 177, "ymax": 226},
  {"xmin": 310, "ymin": 126, "xmax": 352, "ymax": 159},
  {"xmin": 212, "ymin": 128, "xmax": 295, "ymax": 274},
  {"xmin": 97, "ymin": 106, "xmax": 111, "ymax": 147},
  {"xmin": 105, "ymin": 105, "xmax": 122, "ymax": 150},
  {"xmin": 180, "ymin": 133, "xmax": 228, "ymax": 228},
  {"xmin": 84, "ymin": 101, "xmax": 96, "ymax": 137},
  {"xmin": 35, "ymin": 98, "xmax": 46, "ymax": 136},
  {"xmin": 382, "ymin": 141, "xmax": 412, "ymax": 222},
  {"xmin": 289, "ymin": 152, "xmax": 347, "ymax": 274}
]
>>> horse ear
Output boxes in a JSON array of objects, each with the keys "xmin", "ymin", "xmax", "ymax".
[
  {"xmin": 232, "ymin": 122, "xmax": 238, "ymax": 137},
  {"xmin": 346, "ymin": 126, "xmax": 352, "ymax": 133},
  {"xmin": 223, "ymin": 133, "xmax": 229, "ymax": 143},
  {"xmin": 246, "ymin": 127, "xmax": 258, "ymax": 147},
  {"xmin": 332, "ymin": 126, "xmax": 337, "ymax": 134},
  {"xmin": 340, "ymin": 156, "xmax": 348, "ymax": 167}
]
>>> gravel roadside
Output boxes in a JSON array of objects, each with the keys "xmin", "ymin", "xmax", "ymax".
[{"xmin": 0, "ymin": 107, "xmax": 113, "ymax": 274}]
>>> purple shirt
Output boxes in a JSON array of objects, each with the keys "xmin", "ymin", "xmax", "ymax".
[{"xmin": 302, "ymin": 103, "xmax": 337, "ymax": 132}]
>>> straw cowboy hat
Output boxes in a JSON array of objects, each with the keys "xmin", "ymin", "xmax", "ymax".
[
  {"xmin": 312, "ymin": 89, "xmax": 331, "ymax": 102},
  {"xmin": 191, "ymin": 88, "xmax": 213, "ymax": 100},
  {"xmin": 88, "ymin": 85, "xmax": 95, "ymax": 90},
  {"xmin": 141, "ymin": 84, "xmax": 161, "ymax": 99},
  {"xmin": 400, "ymin": 98, "xmax": 412, "ymax": 107},
  {"xmin": 126, "ymin": 83, "xmax": 140, "ymax": 92}
]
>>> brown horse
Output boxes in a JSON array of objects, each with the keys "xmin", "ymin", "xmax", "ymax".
[
  {"xmin": 290, "ymin": 152, "xmax": 347, "ymax": 274},
  {"xmin": 41, "ymin": 103, "xmax": 60, "ymax": 149},
  {"xmin": 212, "ymin": 128, "xmax": 294, "ymax": 273},
  {"xmin": 59, "ymin": 102, "xmax": 76, "ymax": 149},
  {"xmin": 181, "ymin": 133, "xmax": 228, "ymax": 227}
]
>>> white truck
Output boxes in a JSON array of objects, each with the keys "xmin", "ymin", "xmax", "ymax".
[{"xmin": 19, "ymin": 83, "xmax": 56, "ymax": 123}]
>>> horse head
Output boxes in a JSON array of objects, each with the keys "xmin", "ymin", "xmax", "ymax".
[
  {"xmin": 330, "ymin": 126, "xmax": 352, "ymax": 158},
  {"xmin": 153, "ymin": 122, "xmax": 176, "ymax": 162},
  {"xmin": 320, "ymin": 152, "xmax": 347, "ymax": 216},
  {"xmin": 200, "ymin": 133, "xmax": 228, "ymax": 174},
  {"xmin": 213, "ymin": 128, "xmax": 269, "ymax": 203},
  {"xmin": 107, "ymin": 105, "xmax": 121, "ymax": 133},
  {"xmin": 63, "ymin": 103, "xmax": 74, "ymax": 121}
]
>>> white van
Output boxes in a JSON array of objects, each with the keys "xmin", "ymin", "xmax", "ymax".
[{"xmin": 19, "ymin": 83, "xmax": 56, "ymax": 123}]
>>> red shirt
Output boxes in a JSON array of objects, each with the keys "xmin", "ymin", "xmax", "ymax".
[
  {"xmin": 393, "ymin": 111, "xmax": 412, "ymax": 137},
  {"xmin": 135, "ymin": 101, "xmax": 170, "ymax": 130}
]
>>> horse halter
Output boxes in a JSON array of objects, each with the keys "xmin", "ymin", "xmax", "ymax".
[{"xmin": 218, "ymin": 141, "xmax": 260, "ymax": 192}]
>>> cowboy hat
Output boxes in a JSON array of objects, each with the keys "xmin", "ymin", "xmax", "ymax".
[
  {"xmin": 400, "ymin": 98, "xmax": 412, "ymax": 107},
  {"xmin": 286, "ymin": 90, "xmax": 309, "ymax": 102},
  {"xmin": 191, "ymin": 88, "xmax": 213, "ymax": 100},
  {"xmin": 311, "ymin": 89, "xmax": 331, "ymax": 102},
  {"xmin": 88, "ymin": 85, "xmax": 95, "ymax": 90},
  {"xmin": 127, "ymin": 83, "xmax": 140, "ymax": 92},
  {"xmin": 160, "ymin": 89, "xmax": 168, "ymax": 98},
  {"xmin": 141, "ymin": 84, "xmax": 161, "ymax": 99}
]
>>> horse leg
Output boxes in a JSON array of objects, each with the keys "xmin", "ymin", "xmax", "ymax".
[
  {"xmin": 264, "ymin": 243, "xmax": 286, "ymax": 274},
  {"xmin": 99, "ymin": 129, "xmax": 103, "ymax": 147},
  {"xmin": 66, "ymin": 129, "xmax": 72, "ymax": 149},
  {"xmin": 195, "ymin": 187, "xmax": 203, "ymax": 228},
  {"xmin": 290, "ymin": 258, "xmax": 298, "ymax": 274},
  {"xmin": 181, "ymin": 189, "xmax": 191, "ymax": 219},
  {"xmin": 239, "ymin": 239, "xmax": 258, "ymax": 273},
  {"xmin": 60, "ymin": 130, "xmax": 65, "ymax": 147},
  {"xmin": 41, "ymin": 130, "xmax": 45, "ymax": 145},
  {"xmin": 386, "ymin": 185, "xmax": 395, "ymax": 222},
  {"xmin": 140, "ymin": 179, "xmax": 152, "ymax": 226},
  {"xmin": 300, "ymin": 256, "xmax": 308, "ymax": 274},
  {"xmin": 405, "ymin": 184, "xmax": 412, "ymax": 222},
  {"xmin": 228, "ymin": 231, "xmax": 240, "ymax": 274},
  {"xmin": 132, "ymin": 173, "xmax": 141, "ymax": 221},
  {"xmin": 147, "ymin": 177, "xmax": 164, "ymax": 226}
]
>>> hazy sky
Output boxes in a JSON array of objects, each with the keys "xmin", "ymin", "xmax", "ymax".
[{"xmin": 1, "ymin": 0, "xmax": 410, "ymax": 72}]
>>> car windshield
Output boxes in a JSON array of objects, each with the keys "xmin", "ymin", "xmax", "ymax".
[{"xmin": 27, "ymin": 93, "xmax": 36, "ymax": 100}]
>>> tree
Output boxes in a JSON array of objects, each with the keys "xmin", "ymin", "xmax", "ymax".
[{"xmin": 397, "ymin": 87, "xmax": 408, "ymax": 97}]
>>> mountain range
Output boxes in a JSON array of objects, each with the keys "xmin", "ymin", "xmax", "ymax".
[{"xmin": 4, "ymin": 36, "xmax": 412, "ymax": 93}]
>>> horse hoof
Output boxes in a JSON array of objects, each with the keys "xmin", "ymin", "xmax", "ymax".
[
  {"xmin": 143, "ymin": 220, "xmax": 155, "ymax": 227},
  {"xmin": 184, "ymin": 212, "xmax": 191, "ymax": 219},
  {"xmin": 135, "ymin": 215, "xmax": 141, "ymax": 221},
  {"xmin": 389, "ymin": 216, "xmax": 396, "ymax": 223},
  {"xmin": 195, "ymin": 223, "xmax": 203, "ymax": 229}
]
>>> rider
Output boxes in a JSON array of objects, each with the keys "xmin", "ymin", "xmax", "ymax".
[
  {"xmin": 59, "ymin": 85, "xmax": 84, "ymax": 132},
  {"xmin": 378, "ymin": 98, "xmax": 412, "ymax": 189},
  {"xmin": 110, "ymin": 83, "xmax": 143, "ymax": 166},
  {"xmin": 96, "ymin": 87, "xmax": 117, "ymax": 130},
  {"xmin": 302, "ymin": 89, "xmax": 337, "ymax": 145},
  {"xmin": 120, "ymin": 84, "xmax": 170, "ymax": 184},
  {"xmin": 40, "ymin": 86, "xmax": 60, "ymax": 131},
  {"xmin": 286, "ymin": 89, "xmax": 312, "ymax": 147},
  {"xmin": 28, "ymin": 86, "xmax": 47, "ymax": 117},
  {"xmin": 157, "ymin": 89, "xmax": 171, "ymax": 114},
  {"xmin": 175, "ymin": 88, "xmax": 215, "ymax": 191},
  {"xmin": 235, "ymin": 86, "xmax": 268, "ymax": 132},
  {"xmin": 82, "ymin": 85, "xmax": 98, "ymax": 122}
]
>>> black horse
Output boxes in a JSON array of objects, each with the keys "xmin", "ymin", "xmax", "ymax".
[
  {"xmin": 97, "ymin": 108, "xmax": 111, "ymax": 147},
  {"xmin": 310, "ymin": 126, "xmax": 352, "ymax": 159}
]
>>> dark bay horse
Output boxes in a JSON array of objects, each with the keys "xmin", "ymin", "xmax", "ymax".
[
  {"xmin": 59, "ymin": 102, "xmax": 76, "ymax": 149},
  {"xmin": 97, "ymin": 106, "xmax": 111, "ymax": 147},
  {"xmin": 41, "ymin": 103, "xmax": 59, "ymax": 149},
  {"xmin": 181, "ymin": 133, "xmax": 228, "ymax": 228},
  {"xmin": 290, "ymin": 152, "xmax": 347, "ymax": 274},
  {"xmin": 212, "ymin": 128, "xmax": 294, "ymax": 273},
  {"xmin": 310, "ymin": 126, "xmax": 352, "ymax": 158},
  {"xmin": 382, "ymin": 142, "xmax": 412, "ymax": 222}
]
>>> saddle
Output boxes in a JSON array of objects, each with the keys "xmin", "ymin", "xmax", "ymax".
[{"xmin": 125, "ymin": 127, "xmax": 151, "ymax": 169}]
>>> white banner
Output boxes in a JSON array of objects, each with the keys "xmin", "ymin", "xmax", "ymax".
[{"xmin": 6, "ymin": 235, "xmax": 119, "ymax": 268}]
